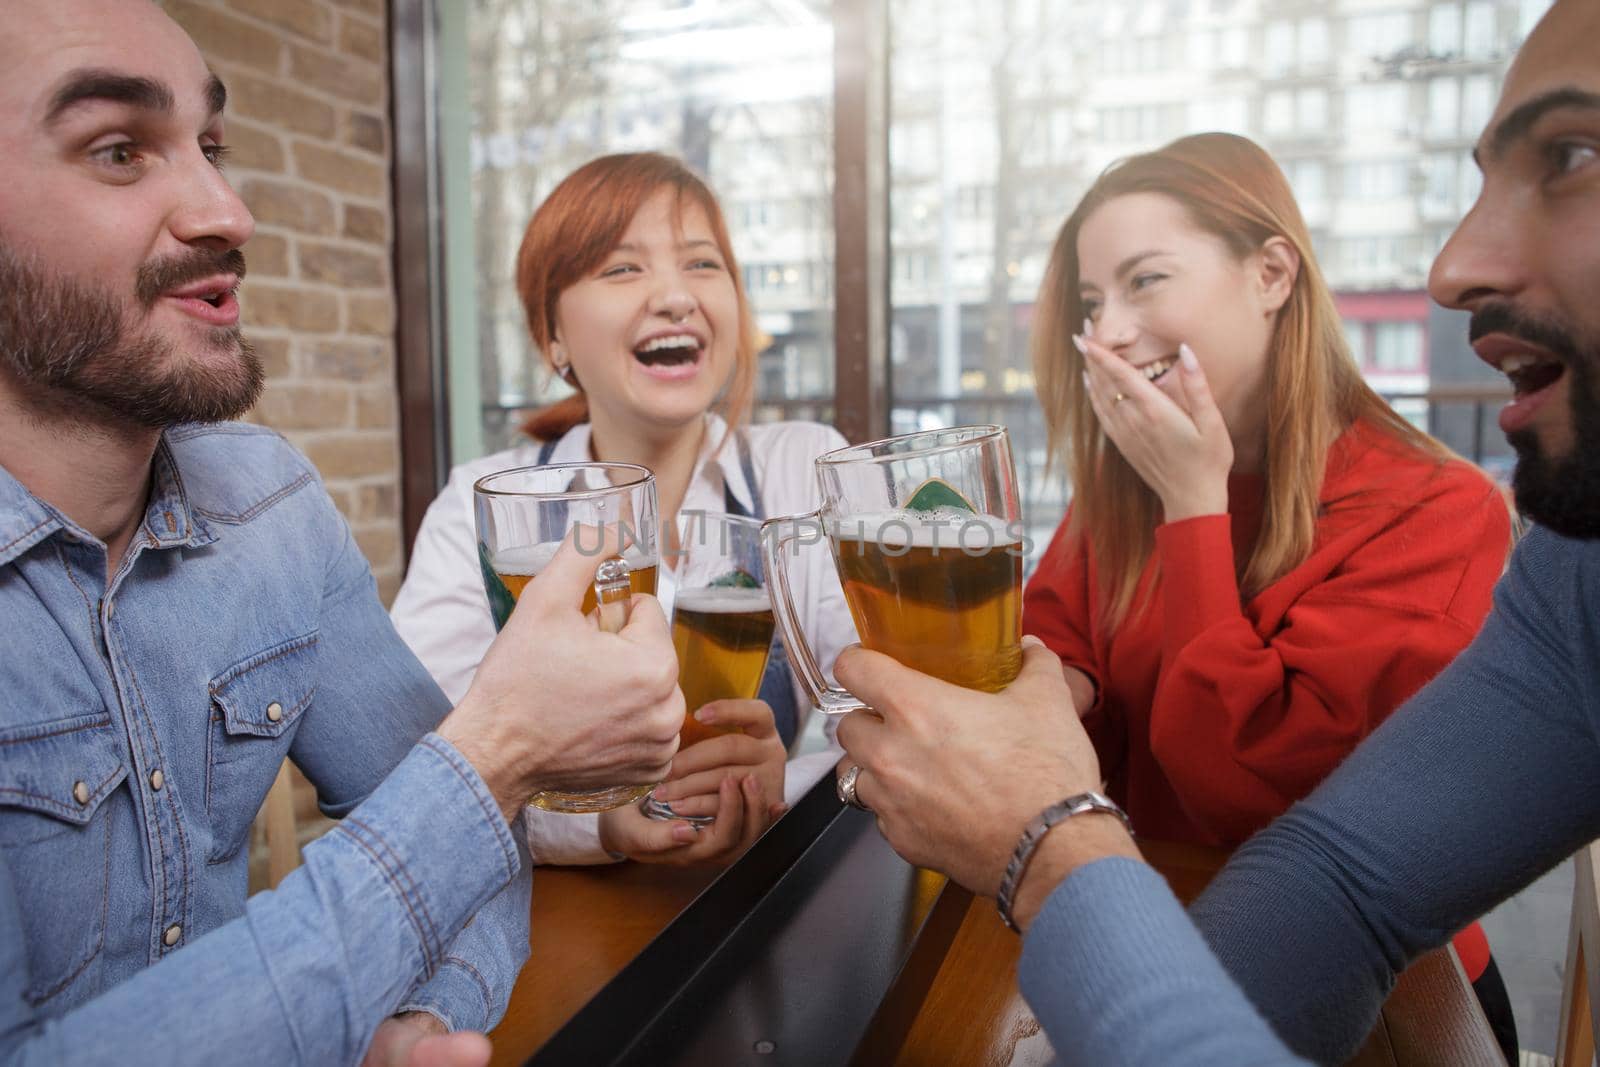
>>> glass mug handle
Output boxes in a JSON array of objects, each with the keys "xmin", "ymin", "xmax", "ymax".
[
  {"xmin": 761, "ymin": 512, "xmax": 866, "ymax": 716},
  {"xmin": 592, "ymin": 556, "xmax": 632, "ymax": 634}
]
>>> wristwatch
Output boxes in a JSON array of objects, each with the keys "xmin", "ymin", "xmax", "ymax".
[{"xmin": 996, "ymin": 790, "xmax": 1133, "ymax": 932}]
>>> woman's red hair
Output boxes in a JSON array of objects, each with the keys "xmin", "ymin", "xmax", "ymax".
[{"xmin": 516, "ymin": 152, "xmax": 762, "ymax": 442}]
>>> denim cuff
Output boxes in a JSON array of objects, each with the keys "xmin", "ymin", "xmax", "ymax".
[
  {"xmin": 398, "ymin": 956, "xmax": 495, "ymax": 1032},
  {"xmin": 331, "ymin": 734, "xmax": 521, "ymax": 980}
]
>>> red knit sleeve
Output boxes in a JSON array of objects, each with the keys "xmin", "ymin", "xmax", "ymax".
[
  {"xmin": 1022, "ymin": 512, "xmax": 1121, "ymax": 769},
  {"xmin": 1146, "ymin": 461, "xmax": 1511, "ymax": 843}
]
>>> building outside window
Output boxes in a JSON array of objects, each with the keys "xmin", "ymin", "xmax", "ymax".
[
  {"xmin": 1429, "ymin": 2, "xmax": 1463, "ymax": 56},
  {"xmin": 1374, "ymin": 320, "xmax": 1427, "ymax": 373},
  {"xmin": 438, "ymin": 0, "xmax": 1549, "ymax": 567}
]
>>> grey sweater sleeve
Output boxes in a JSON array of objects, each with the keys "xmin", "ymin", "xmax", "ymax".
[
  {"xmin": 1194, "ymin": 524, "xmax": 1600, "ymax": 1062},
  {"xmin": 1020, "ymin": 858, "xmax": 1311, "ymax": 1066},
  {"xmin": 1016, "ymin": 527, "xmax": 1600, "ymax": 1066}
]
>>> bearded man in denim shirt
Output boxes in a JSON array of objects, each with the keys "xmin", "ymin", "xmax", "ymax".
[{"xmin": 0, "ymin": 3, "xmax": 689, "ymax": 1065}]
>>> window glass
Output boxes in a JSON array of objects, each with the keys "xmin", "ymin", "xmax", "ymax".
[
  {"xmin": 1428, "ymin": 78, "xmax": 1460, "ymax": 137},
  {"xmin": 1347, "ymin": 10, "xmax": 1415, "ymax": 58},
  {"xmin": 1462, "ymin": 75, "xmax": 1496, "ymax": 132},
  {"xmin": 1423, "ymin": 153, "xmax": 1459, "ymax": 216},
  {"xmin": 1346, "ymin": 83, "xmax": 1411, "ymax": 135},
  {"xmin": 1296, "ymin": 89, "xmax": 1328, "ymax": 133},
  {"xmin": 1264, "ymin": 21, "xmax": 1295, "ymax": 76},
  {"xmin": 1344, "ymin": 320, "xmax": 1369, "ymax": 367},
  {"xmin": 1299, "ymin": 18, "xmax": 1330, "ymax": 67},
  {"xmin": 454, "ymin": 1, "xmax": 835, "ymax": 460},
  {"xmin": 884, "ymin": 0, "xmax": 1544, "ymax": 569},
  {"xmin": 1264, "ymin": 91, "xmax": 1294, "ymax": 135},
  {"xmin": 1464, "ymin": 0, "xmax": 1498, "ymax": 57},
  {"xmin": 1374, "ymin": 322, "xmax": 1425, "ymax": 372},
  {"xmin": 1429, "ymin": 3, "xmax": 1463, "ymax": 55}
]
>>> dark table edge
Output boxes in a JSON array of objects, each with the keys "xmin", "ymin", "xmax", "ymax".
[{"xmin": 524, "ymin": 774, "xmax": 849, "ymax": 1065}]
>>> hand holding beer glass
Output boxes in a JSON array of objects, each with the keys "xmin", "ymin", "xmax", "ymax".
[
  {"xmin": 642, "ymin": 512, "xmax": 780, "ymax": 825},
  {"xmin": 764, "ymin": 425, "xmax": 1024, "ymax": 713},
  {"xmin": 473, "ymin": 463, "xmax": 662, "ymax": 812}
]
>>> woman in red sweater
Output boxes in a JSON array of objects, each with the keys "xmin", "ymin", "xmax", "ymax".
[{"xmin": 1023, "ymin": 133, "xmax": 1515, "ymax": 1055}]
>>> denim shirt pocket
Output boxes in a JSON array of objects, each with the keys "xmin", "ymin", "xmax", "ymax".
[
  {"xmin": 0, "ymin": 713, "xmax": 127, "ymax": 1008},
  {"xmin": 206, "ymin": 632, "xmax": 319, "ymax": 863}
]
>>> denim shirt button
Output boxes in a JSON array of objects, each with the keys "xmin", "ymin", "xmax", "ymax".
[
  {"xmin": 149, "ymin": 768, "xmax": 165, "ymax": 791},
  {"xmin": 163, "ymin": 924, "xmax": 182, "ymax": 947},
  {"xmin": 72, "ymin": 780, "xmax": 90, "ymax": 805},
  {"xmin": 265, "ymin": 702, "xmax": 283, "ymax": 723}
]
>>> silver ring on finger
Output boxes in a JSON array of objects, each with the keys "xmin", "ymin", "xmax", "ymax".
[{"xmin": 836, "ymin": 764, "xmax": 872, "ymax": 812}]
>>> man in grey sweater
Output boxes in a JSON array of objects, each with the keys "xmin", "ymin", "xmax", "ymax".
[{"xmin": 832, "ymin": 1, "xmax": 1600, "ymax": 1062}]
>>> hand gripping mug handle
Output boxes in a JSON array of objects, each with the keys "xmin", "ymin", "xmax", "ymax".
[{"xmin": 761, "ymin": 512, "xmax": 866, "ymax": 716}]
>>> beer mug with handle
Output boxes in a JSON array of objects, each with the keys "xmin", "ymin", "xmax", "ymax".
[
  {"xmin": 643, "ymin": 511, "xmax": 776, "ymax": 825},
  {"xmin": 473, "ymin": 462, "xmax": 660, "ymax": 812},
  {"xmin": 763, "ymin": 425, "xmax": 1024, "ymax": 715}
]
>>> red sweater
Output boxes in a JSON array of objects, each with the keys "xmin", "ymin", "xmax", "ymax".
[{"xmin": 1024, "ymin": 421, "xmax": 1511, "ymax": 850}]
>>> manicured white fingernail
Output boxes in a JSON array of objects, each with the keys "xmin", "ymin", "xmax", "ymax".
[
  {"xmin": 1179, "ymin": 343, "xmax": 1198, "ymax": 371},
  {"xmin": 1072, "ymin": 334, "xmax": 1087, "ymax": 354},
  {"xmin": 1080, "ymin": 370, "xmax": 1090, "ymax": 387},
  {"xmin": 1083, "ymin": 317, "xmax": 1094, "ymax": 339}
]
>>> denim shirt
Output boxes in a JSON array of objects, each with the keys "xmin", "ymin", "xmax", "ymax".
[{"xmin": 0, "ymin": 423, "xmax": 531, "ymax": 1065}]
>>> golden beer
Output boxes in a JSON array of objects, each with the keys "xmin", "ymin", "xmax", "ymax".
[
  {"xmin": 488, "ymin": 543, "xmax": 659, "ymax": 628},
  {"xmin": 670, "ymin": 587, "xmax": 775, "ymax": 748},
  {"xmin": 830, "ymin": 513, "xmax": 1022, "ymax": 692},
  {"xmin": 486, "ymin": 544, "xmax": 660, "ymax": 813}
]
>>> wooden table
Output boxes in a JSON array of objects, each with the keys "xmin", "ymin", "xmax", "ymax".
[
  {"xmin": 487, "ymin": 863, "xmax": 719, "ymax": 1066},
  {"xmin": 488, "ymin": 815, "xmax": 1503, "ymax": 1066},
  {"xmin": 876, "ymin": 840, "xmax": 1504, "ymax": 1067}
]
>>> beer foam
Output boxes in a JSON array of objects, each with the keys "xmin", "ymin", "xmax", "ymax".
[
  {"xmin": 492, "ymin": 541, "xmax": 654, "ymax": 576},
  {"xmin": 827, "ymin": 509, "xmax": 1018, "ymax": 548},
  {"xmin": 675, "ymin": 585, "xmax": 773, "ymax": 614}
]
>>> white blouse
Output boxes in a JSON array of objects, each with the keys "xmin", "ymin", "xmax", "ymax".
[{"xmin": 391, "ymin": 414, "xmax": 857, "ymax": 864}]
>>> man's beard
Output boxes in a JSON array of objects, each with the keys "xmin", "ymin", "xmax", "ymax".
[
  {"xmin": 1471, "ymin": 303, "xmax": 1600, "ymax": 539},
  {"xmin": 0, "ymin": 243, "xmax": 263, "ymax": 429}
]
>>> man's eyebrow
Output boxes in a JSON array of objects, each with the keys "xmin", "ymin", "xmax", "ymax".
[
  {"xmin": 45, "ymin": 69, "xmax": 175, "ymax": 125},
  {"xmin": 206, "ymin": 74, "xmax": 227, "ymax": 118},
  {"xmin": 1481, "ymin": 86, "xmax": 1600, "ymax": 163}
]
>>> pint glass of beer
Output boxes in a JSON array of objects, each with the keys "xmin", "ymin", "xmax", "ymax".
[
  {"xmin": 642, "ymin": 512, "xmax": 775, "ymax": 824},
  {"xmin": 472, "ymin": 462, "xmax": 660, "ymax": 812},
  {"xmin": 763, "ymin": 425, "xmax": 1023, "ymax": 715}
]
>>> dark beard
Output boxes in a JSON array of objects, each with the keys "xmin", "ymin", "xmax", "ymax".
[
  {"xmin": 1507, "ymin": 352, "xmax": 1600, "ymax": 539},
  {"xmin": 0, "ymin": 243, "xmax": 263, "ymax": 429},
  {"xmin": 1470, "ymin": 302, "xmax": 1600, "ymax": 539}
]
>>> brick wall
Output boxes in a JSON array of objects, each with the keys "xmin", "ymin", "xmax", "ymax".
[
  {"xmin": 161, "ymin": 0, "xmax": 403, "ymax": 606},
  {"xmin": 159, "ymin": 0, "xmax": 399, "ymax": 879}
]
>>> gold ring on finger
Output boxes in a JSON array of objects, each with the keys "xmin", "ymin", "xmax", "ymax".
[{"xmin": 1113, "ymin": 392, "xmax": 1127, "ymax": 405}]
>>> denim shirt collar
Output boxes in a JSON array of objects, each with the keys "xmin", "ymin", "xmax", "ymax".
[{"xmin": 0, "ymin": 431, "xmax": 218, "ymax": 567}]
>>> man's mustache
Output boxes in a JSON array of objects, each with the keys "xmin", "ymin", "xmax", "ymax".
[
  {"xmin": 135, "ymin": 248, "xmax": 247, "ymax": 308},
  {"xmin": 1468, "ymin": 301, "xmax": 1583, "ymax": 364}
]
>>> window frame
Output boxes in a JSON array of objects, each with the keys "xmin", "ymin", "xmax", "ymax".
[{"xmin": 389, "ymin": 0, "xmax": 889, "ymax": 558}]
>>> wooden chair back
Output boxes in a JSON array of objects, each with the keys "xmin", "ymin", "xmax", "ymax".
[
  {"xmin": 1558, "ymin": 841, "xmax": 1600, "ymax": 1067},
  {"xmin": 261, "ymin": 759, "xmax": 302, "ymax": 890}
]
